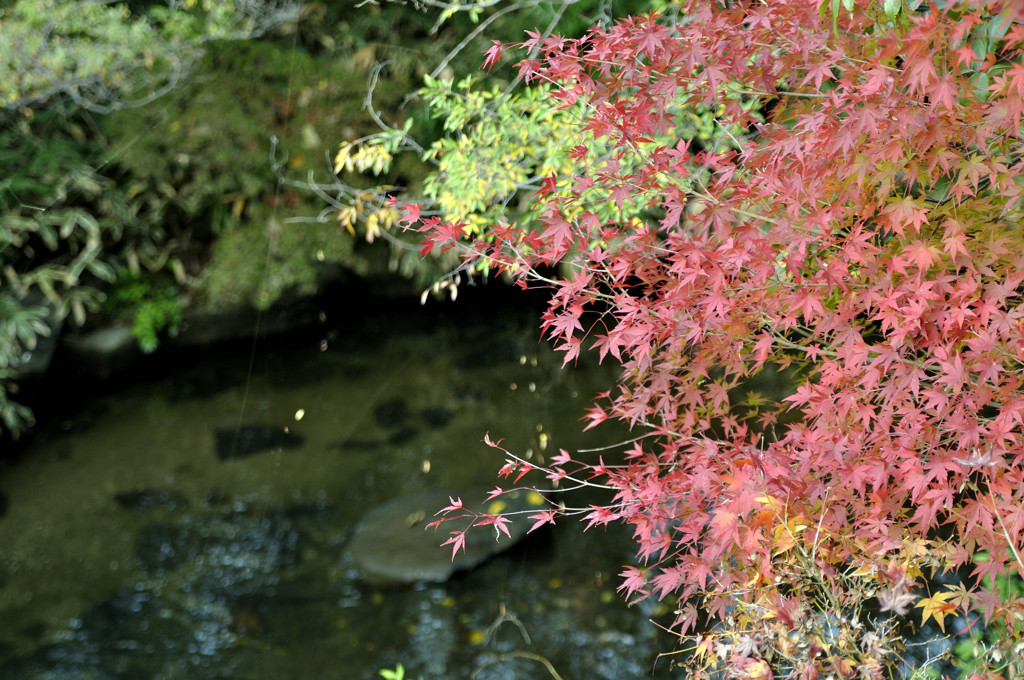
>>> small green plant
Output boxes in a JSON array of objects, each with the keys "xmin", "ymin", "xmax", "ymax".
[
  {"xmin": 379, "ymin": 664, "xmax": 422, "ymax": 680},
  {"xmin": 107, "ymin": 272, "xmax": 182, "ymax": 354}
]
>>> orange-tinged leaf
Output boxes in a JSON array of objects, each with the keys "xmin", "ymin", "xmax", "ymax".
[
  {"xmin": 903, "ymin": 240, "xmax": 940, "ymax": 271},
  {"xmin": 831, "ymin": 655, "xmax": 858, "ymax": 678},
  {"xmin": 693, "ymin": 635, "xmax": 713, "ymax": 663},
  {"xmin": 772, "ymin": 518, "xmax": 808, "ymax": 555},
  {"xmin": 746, "ymin": 659, "xmax": 771, "ymax": 680},
  {"xmin": 915, "ymin": 590, "xmax": 957, "ymax": 632}
]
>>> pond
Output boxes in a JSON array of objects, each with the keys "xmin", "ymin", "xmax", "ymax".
[{"xmin": 0, "ymin": 289, "xmax": 679, "ymax": 680}]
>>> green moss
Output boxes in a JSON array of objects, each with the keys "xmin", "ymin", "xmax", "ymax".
[
  {"xmin": 201, "ymin": 211, "xmax": 353, "ymax": 310},
  {"xmin": 106, "ymin": 271, "xmax": 182, "ymax": 353}
]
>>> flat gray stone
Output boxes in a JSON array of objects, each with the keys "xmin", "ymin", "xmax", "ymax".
[{"xmin": 347, "ymin": 488, "xmax": 547, "ymax": 584}]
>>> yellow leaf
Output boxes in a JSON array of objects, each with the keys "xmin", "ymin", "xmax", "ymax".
[
  {"xmin": 851, "ymin": 562, "xmax": 876, "ymax": 578},
  {"xmin": 915, "ymin": 590, "xmax": 956, "ymax": 632},
  {"xmin": 746, "ymin": 659, "xmax": 771, "ymax": 680},
  {"xmin": 333, "ymin": 142, "xmax": 352, "ymax": 174},
  {"xmin": 771, "ymin": 518, "xmax": 807, "ymax": 556},
  {"xmin": 903, "ymin": 560, "xmax": 925, "ymax": 582},
  {"xmin": 693, "ymin": 635, "xmax": 713, "ymax": 663}
]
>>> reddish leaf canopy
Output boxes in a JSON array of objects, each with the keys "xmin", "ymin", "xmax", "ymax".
[{"xmin": 414, "ymin": 0, "xmax": 1024, "ymax": 672}]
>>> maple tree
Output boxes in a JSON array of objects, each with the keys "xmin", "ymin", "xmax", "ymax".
[{"xmin": 398, "ymin": 0, "xmax": 1024, "ymax": 677}]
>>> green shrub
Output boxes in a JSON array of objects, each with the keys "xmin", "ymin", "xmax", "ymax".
[
  {"xmin": 0, "ymin": 0, "xmax": 295, "ymax": 437},
  {"xmin": 105, "ymin": 272, "xmax": 182, "ymax": 353}
]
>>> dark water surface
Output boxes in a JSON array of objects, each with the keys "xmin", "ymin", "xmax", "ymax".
[{"xmin": 0, "ymin": 294, "xmax": 676, "ymax": 679}]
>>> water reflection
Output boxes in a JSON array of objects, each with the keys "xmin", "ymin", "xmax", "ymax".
[{"xmin": 0, "ymin": 294, "xmax": 675, "ymax": 679}]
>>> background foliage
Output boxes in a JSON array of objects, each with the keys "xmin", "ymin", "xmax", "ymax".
[
  {"xmin": 0, "ymin": 0, "xmax": 304, "ymax": 436},
  {"xmin": 0, "ymin": 0, "xmax": 445, "ymax": 436}
]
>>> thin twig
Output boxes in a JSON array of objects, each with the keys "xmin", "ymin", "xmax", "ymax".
[
  {"xmin": 988, "ymin": 487, "xmax": 1024, "ymax": 575},
  {"xmin": 473, "ymin": 651, "xmax": 565, "ymax": 680},
  {"xmin": 429, "ymin": 4, "xmax": 520, "ymax": 80}
]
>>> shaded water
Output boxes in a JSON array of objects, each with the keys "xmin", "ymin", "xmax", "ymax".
[{"xmin": 0, "ymin": 292, "xmax": 676, "ymax": 680}]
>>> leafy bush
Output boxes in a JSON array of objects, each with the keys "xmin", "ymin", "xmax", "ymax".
[
  {"xmin": 298, "ymin": 0, "xmax": 665, "ymax": 291},
  {"xmin": 0, "ymin": 0, "xmax": 298, "ymax": 112},
  {"xmin": 0, "ymin": 109, "xmax": 123, "ymax": 435},
  {"xmin": 0, "ymin": 0, "xmax": 296, "ymax": 437}
]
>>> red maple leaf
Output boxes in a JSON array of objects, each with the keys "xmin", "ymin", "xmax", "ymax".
[{"xmin": 482, "ymin": 40, "xmax": 504, "ymax": 71}]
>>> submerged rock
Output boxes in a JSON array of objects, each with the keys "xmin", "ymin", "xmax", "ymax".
[
  {"xmin": 419, "ymin": 406, "xmax": 453, "ymax": 428},
  {"xmin": 215, "ymin": 426, "xmax": 304, "ymax": 460},
  {"xmin": 373, "ymin": 398, "xmax": 409, "ymax": 428},
  {"xmin": 346, "ymin": 488, "xmax": 547, "ymax": 584},
  {"xmin": 386, "ymin": 425, "xmax": 418, "ymax": 445}
]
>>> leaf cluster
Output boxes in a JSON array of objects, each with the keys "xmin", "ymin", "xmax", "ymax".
[
  {"xmin": 104, "ymin": 271, "xmax": 182, "ymax": 354},
  {"xmin": 294, "ymin": 0, "xmax": 666, "ymax": 289}
]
